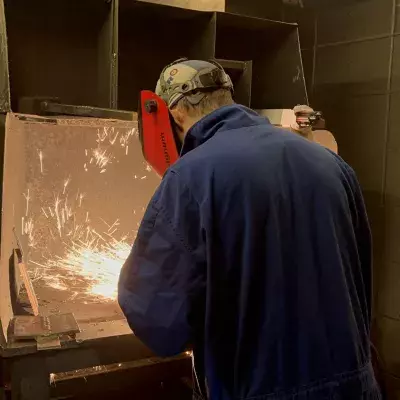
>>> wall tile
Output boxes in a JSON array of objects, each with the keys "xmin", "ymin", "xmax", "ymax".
[
  {"xmin": 314, "ymin": 94, "xmax": 387, "ymax": 194},
  {"xmin": 315, "ymin": 38, "xmax": 390, "ymax": 96},
  {"xmin": 381, "ymin": 372, "xmax": 400, "ymax": 400},
  {"xmin": 385, "ymin": 92, "xmax": 400, "ymax": 204},
  {"xmin": 395, "ymin": 0, "xmax": 400, "ymax": 33},
  {"xmin": 362, "ymin": 193, "xmax": 385, "ymax": 315},
  {"xmin": 317, "ymin": 0, "xmax": 393, "ymax": 45},
  {"xmin": 387, "ymin": 92, "xmax": 400, "ymax": 152},
  {"xmin": 386, "ymin": 148, "xmax": 400, "ymax": 204},
  {"xmin": 377, "ymin": 261, "xmax": 400, "ymax": 319},
  {"xmin": 375, "ymin": 316, "xmax": 400, "ymax": 376},
  {"xmin": 384, "ymin": 205, "xmax": 400, "ymax": 265},
  {"xmin": 283, "ymin": 6, "xmax": 315, "ymax": 49},
  {"xmin": 390, "ymin": 36, "xmax": 400, "ymax": 92},
  {"xmin": 225, "ymin": 0, "xmax": 283, "ymax": 20}
]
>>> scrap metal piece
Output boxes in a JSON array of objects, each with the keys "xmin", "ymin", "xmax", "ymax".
[
  {"xmin": 0, "ymin": 0, "xmax": 10, "ymax": 112},
  {"xmin": 13, "ymin": 228, "xmax": 39, "ymax": 316},
  {"xmin": 12, "ymin": 313, "xmax": 80, "ymax": 340},
  {"xmin": 36, "ymin": 336, "xmax": 62, "ymax": 350}
]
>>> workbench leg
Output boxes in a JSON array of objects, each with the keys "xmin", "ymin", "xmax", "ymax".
[{"xmin": 11, "ymin": 357, "xmax": 50, "ymax": 400}]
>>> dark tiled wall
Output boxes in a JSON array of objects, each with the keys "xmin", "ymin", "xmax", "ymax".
[
  {"xmin": 290, "ymin": 0, "xmax": 400, "ymax": 396},
  {"xmin": 226, "ymin": 0, "xmax": 284, "ymax": 20},
  {"xmin": 235, "ymin": 0, "xmax": 400, "ymax": 396}
]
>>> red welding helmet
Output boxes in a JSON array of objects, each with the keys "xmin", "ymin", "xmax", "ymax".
[
  {"xmin": 139, "ymin": 59, "xmax": 233, "ymax": 176},
  {"xmin": 138, "ymin": 90, "xmax": 180, "ymax": 177}
]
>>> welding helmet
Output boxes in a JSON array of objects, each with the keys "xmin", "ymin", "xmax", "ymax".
[
  {"xmin": 139, "ymin": 59, "xmax": 234, "ymax": 177},
  {"xmin": 155, "ymin": 58, "xmax": 233, "ymax": 108}
]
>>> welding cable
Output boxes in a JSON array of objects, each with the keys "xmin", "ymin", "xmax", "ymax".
[{"xmin": 191, "ymin": 351, "xmax": 205, "ymax": 399}]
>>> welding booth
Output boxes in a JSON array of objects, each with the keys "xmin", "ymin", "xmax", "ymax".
[{"xmin": 0, "ymin": 0, "xmax": 307, "ymax": 398}]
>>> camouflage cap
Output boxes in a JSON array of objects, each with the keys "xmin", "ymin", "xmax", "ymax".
[{"xmin": 155, "ymin": 58, "xmax": 233, "ymax": 108}]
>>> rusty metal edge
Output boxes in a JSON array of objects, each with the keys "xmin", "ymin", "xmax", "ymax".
[{"xmin": 0, "ymin": 0, "xmax": 10, "ymax": 112}]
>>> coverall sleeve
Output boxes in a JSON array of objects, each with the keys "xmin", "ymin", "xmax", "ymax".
[{"xmin": 118, "ymin": 170, "xmax": 206, "ymax": 357}]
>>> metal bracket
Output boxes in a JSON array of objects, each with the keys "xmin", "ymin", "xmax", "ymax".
[{"xmin": 18, "ymin": 97, "xmax": 136, "ymax": 121}]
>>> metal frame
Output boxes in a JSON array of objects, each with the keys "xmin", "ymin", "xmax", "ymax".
[
  {"xmin": 217, "ymin": 59, "xmax": 253, "ymax": 107},
  {"xmin": 0, "ymin": 0, "xmax": 10, "ymax": 112}
]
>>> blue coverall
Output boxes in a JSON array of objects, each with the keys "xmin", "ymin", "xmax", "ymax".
[{"xmin": 119, "ymin": 104, "xmax": 381, "ymax": 399}]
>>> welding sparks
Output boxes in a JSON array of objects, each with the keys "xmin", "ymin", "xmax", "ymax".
[
  {"xmin": 109, "ymin": 130, "xmax": 119, "ymax": 145},
  {"xmin": 29, "ymin": 178, "xmax": 132, "ymax": 300},
  {"xmin": 23, "ymin": 217, "xmax": 36, "ymax": 248},
  {"xmin": 79, "ymin": 193, "xmax": 85, "ymax": 207},
  {"xmin": 63, "ymin": 176, "xmax": 71, "ymax": 195},
  {"xmin": 38, "ymin": 150, "xmax": 44, "ymax": 174},
  {"xmin": 27, "ymin": 124, "xmax": 144, "ymax": 301},
  {"xmin": 31, "ymin": 223, "xmax": 131, "ymax": 300},
  {"xmin": 54, "ymin": 195, "xmax": 62, "ymax": 237},
  {"xmin": 23, "ymin": 189, "xmax": 30, "ymax": 217},
  {"xmin": 84, "ymin": 127, "xmax": 135, "ymax": 175},
  {"xmin": 97, "ymin": 127, "xmax": 110, "ymax": 143},
  {"xmin": 42, "ymin": 207, "xmax": 49, "ymax": 219},
  {"xmin": 120, "ymin": 128, "xmax": 135, "ymax": 148},
  {"xmin": 93, "ymin": 148, "xmax": 112, "ymax": 169}
]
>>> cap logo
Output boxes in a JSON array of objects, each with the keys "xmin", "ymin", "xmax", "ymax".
[{"xmin": 170, "ymin": 68, "xmax": 178, "ymax": 76}]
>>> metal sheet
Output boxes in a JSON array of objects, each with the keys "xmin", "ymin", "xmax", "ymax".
[
  {"xmin": 1, "ymin": 114, "xmax": 161, "ymax": 342},
  {"xmin": 0, "ymin": 0, "xmax": 10, "ymax": 112},
  {"xmin": 12, "ymin": 313, "xmax": 80, "ymax": 339},
  {"xmin": 0, "ymin": 113, "xmax": 27, "ymax": 343}
]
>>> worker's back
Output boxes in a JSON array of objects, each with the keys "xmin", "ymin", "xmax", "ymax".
[
  {"xmin": 119, "ymin": 104, "xmax": 380, "ymax": 400},
  {"xmin": 173, "ymin": 105, "xmax": 379, "ymax": 399}
]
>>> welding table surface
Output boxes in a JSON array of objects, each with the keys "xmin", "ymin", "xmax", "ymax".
[
  {"xmin": 4, "ymin": 285, "xmax": 134, "ymax": 353},
  {"xmin": 3, "ymin": 291, "xmax": 186, "ymax": 399},
  {"xmin": 3, "ymin": 289, "xmax": 184, "ymax": 394},
  {"xmin": 3, "ymin": 320, "xmax": 158, "ymax": 400},
  {"xmin": 36, "ymin": 285, "xmax": 124, "ymax": 324}
]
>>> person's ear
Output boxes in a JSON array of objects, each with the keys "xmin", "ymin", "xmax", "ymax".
[
  {"xmin": 169, "ymin": 108, "xmax": 187, "ymax": 140},
  {"xmin": 170, "ymin": 108, "xmax": 185, "ymax": 127}
]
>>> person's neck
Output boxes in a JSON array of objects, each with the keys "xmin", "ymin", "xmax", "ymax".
[{"xmin": 180, "ymin": 104, "xmax": 268, "ymax": 156}]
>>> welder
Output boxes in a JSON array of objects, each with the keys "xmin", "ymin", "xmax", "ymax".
[{"xmin": 118, "ymin": 59, "xmax": 380, "ymax": 399}]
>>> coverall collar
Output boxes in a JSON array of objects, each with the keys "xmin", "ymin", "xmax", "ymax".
[{"xmin": 180, "ymin": 104, "xmax": 270, "ymax": 156}]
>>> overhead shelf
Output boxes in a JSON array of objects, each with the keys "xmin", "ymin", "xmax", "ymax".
[{"xmin": 0, "ymin": 0, "xmax": 307, "ymax": 112}]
